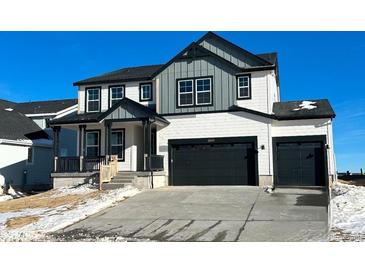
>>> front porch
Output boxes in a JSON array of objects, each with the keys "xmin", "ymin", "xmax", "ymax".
[{"xmin": 49, "ymin": 98, "xmax": 169, "ymax": 188}]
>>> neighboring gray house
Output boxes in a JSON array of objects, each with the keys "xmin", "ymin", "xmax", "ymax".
[
  {"xmin": 0, "ymin": 98, "xmax": 78, "ymax": 191},
  {"xmin": 50, "ymin": 32, "xmax": 336, "ymax": 189}
]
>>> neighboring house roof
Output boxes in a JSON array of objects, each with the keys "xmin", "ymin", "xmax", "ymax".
[
  {"xmin": 0, "ymin": 99, "xmax": 16, "ymax": 109},
  {"xmin": 73, "ymin": 64, "xmax": 164, "ymax": 86},
  {"xmin": 13, "ymin": 98, "xmax": 77, "ymax": 115},
  {"xmin": 50, "ymin": 97, "xmax": 169, "ymax": 125},
  {"xmin": 273, "ymin": 99, "xmax": 336, "ymax": 120},
  {"xmin": 0, "ymin": 109, "xmax": 49, "ymax": 142},
  {"xmin": 73, "ymin": 32, "xmax": 277, "ymax": 86}
]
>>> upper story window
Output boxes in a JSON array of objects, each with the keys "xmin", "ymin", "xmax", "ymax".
[
  {"xmin": 195, "ymin": 78, "xmax": 212, "ymax": 105},
  {"xmin": 237, "ymin": 75, "xmax": 251, "ymax": 99},
  {"xmin": 109, "ymin": 85, "xmax": 125, "ymax": 107},
  {"xmin": 86, "ymin": 87, "xmax": 101, "ymax": 112},
  {"xmin": 177, "ymin": 77, "xmax": 213, "ymax": 107},
  {"xmin": 139, "ymin": 83, "xmax": 153, "ymax": 101},
  {"xmin": 177, "ymin": 79, "xmax": 194, "ymax": 107}
]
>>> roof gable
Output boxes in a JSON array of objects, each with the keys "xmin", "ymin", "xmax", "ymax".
[{"xmin": 197, "ymin": 32, "xmax": 274, "ymax": 68}]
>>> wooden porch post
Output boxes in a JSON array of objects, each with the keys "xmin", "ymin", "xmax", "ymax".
[
  {"xmin": 53, "ymin": 126, "xmax": 61, "ymax": 172},
  {"xmin": 79, "ymin": 125, "xmax": 86, "ymax": 172},
  {"xmin": 143, "ymin": 119, "xmax": 152, "ymax": 171}
]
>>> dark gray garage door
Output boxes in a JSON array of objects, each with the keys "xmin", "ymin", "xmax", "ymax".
[
  {"xmin": 170, "ymin": 140, "xmax": 257, "ymax": 186},
  {"xmin": 276, "ymin": 142, "xmax": 325, "ymax": 187}
]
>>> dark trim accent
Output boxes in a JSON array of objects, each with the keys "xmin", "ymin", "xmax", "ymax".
[
  {"xmin": 74, "ymin": 77, "xmax": 152, "ymax": 86},
  {"xmin": 85, "ymin": 86, "xmax": 101, "ymax": 113},
  {"xmin": 105, "ymin": 118, "xmax": 146, "ymax": 123},
  {"xmin": 110, "ymin": 128, "xmax": 126, "ymax": 162},
  {"xmin": 229, "ymin": 105, "xmax": 275, "ymax": 119},
  {"xmin": 139, "ymin": 82, "xmax": 153, "ymax": 102},
  {"xmin": 236, "ymin": 66, "xmax": 276, "ymax": 73},
  {"xmin": 108, "ymin": 84, "xmax": 126, "ymax": 109},
  {"xmin": 272, "ymin": 135, "xmax": 329, "ymax": 189},
  {"xmin": 168, "ymin": 136, "xmax": 259, "ymax": 187},
  {"xmin": 84, "ymin": 129, "xmax": 101, "ymax": 157},
  {"xmin": 176, "ymin": 76, "xmax": 214, "ymax": 109},
  {"xmin": 195, "ymin": 32, "xmax": 273, "ymax": 66},
  {"xmin": 236, "ymin": 74, "xmax": 252, "ymax": 101},
  {"xmin": 275, "ymin": 115, "xmax": 336, "ymax": 121}
]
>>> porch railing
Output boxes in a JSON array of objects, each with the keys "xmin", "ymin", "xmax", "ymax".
[
  {"xmin": 147, "ymin": 155, "xmax": 164, "ymax": 171},
  {"xmin": 56, "ymin": 156, "xmax": 108, "ymax": 173}
]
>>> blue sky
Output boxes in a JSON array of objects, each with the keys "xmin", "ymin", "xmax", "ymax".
[{"xmin": 0, "ymin": 31, "xmax": 364, "ymax": 172}]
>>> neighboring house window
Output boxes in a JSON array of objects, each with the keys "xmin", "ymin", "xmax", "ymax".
[
  {"xmin": 27, "ymin": 147, "xmax": 33, "ymax": 164},
  {"xmin": 237, "ymin": 75, "xmax": 251, "ymax": 99},
  {"xmin": 86, "ymin": 87, "xmax": 100, "ymax": 112},
  {"xmin": 177, "ymin": 79, "xmax": 194, "ymax": 107},
  {"xmin": 111, "ymin": 129, "xmax": 125, "ymax": 161},
  {"xmin": 195, "ymin": 78, "xmax": 212, "ymax": 105},
  {"xmin": 109, "ymin": 85, "xmax": 125, "ymax": 107},
  {"xmin": 139, "ymin": 83, "xmax": 153, "ymax": 101},
  {"xmin": 86, "ymin": 131, "xmax": 99, "ymax": 157}
]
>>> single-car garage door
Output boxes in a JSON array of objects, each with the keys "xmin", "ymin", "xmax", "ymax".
[
  {"xmin": 274, "ymin": 138, "xmax": 326, "ymax": 187},
  {"xmin": 169, "ymin": 137, "xmax": 257, "ymax": 186}
]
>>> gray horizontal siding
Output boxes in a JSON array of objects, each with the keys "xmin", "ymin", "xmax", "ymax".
[{"xmin": 156, "ymin": 56, "xmax": 238, "ymax": 115}]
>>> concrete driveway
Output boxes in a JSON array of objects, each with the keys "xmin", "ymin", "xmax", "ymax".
[{"xmin": 53, "ymin": 186, "xmax": 329, "ymax": 241}]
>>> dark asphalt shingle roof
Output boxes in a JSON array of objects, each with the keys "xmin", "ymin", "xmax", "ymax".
[
  {"xmin": 0, "ymin": 99, "xmax": 16, "ymax": 110},
  {"xmin": 257, "ymin": 52, "xmax": 277, "ymax": 65},
  {"xmin": 13, "ymin": 99, "xmax": 77, "ymax": 115},
  {"xmin": 73, "ymin": 64, "xmax": 164, "ymax": 86},
  {"xmin": 273, "ymin": 99, "xmax": 335, "ymax": 120},
  {"xmin": 0, "ymin": 109, "xmax": 49, "ymax": 141}
]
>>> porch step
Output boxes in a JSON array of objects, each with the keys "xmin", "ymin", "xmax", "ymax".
[
  {"xmin": 101, "ymin": 182, "xmax": 133, "ymax": 190},
  {"xmin": 111, "ymin": 178, "xmax": 136, "ymax": 184}
]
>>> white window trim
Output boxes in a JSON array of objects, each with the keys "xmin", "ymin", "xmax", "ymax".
[
  {"xmin": 111, "ymin": 129, "xmax": 125, "ymax": 161},
  {"xmin": 109, "ymin": 86, "xmax": 125, "ymax": 107},
  {"xmin": 86, "ymin": 88, "xmax": 101, "ymax": 113},
  {"xmin": 177, "ymin": 79, "xmax": 194, "ymax": 107},
  {"xmin": 195, "ymin": 78, "xmax": 212, "ymax": 106},
  {"xmin": 140, "ymin": 84, "xmax": 152, "ymax": 101},
  {"xmin": 237, "ymin": 76, "xmax": 251, "ymax": 99},
  {"xmin": 85, "ymin": 131, "xmax": 100, "ymax": 157}
]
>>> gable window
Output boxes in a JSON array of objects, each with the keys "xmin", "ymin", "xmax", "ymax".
[
  {"xmin": 86, "ymin": 87, "xmax": 100, "ymax": 112},
  {"xmin": 86, "ymin": 131, "xmax": 100, "ymax": 157},
  {"xmin": 139, "ymin": 83, "xmax": 153, "ymax": 101},
  {"xmin": 177, "ymin": 79, "xmax": 194, "ymax": 107},
  {"xmin": 195, "ymin": 78, "xmax": 212, "ymax": 105},
  {"xmin": 237, "ymin": 75, "xmax": 251, "ymax": 99},
  {"xmin": 109, "ymin": 85, "xmax": 125, "ymax": 107},
  {"xmin": 111, "ymin": 129, "xmax": 125, "ymax": 161}
]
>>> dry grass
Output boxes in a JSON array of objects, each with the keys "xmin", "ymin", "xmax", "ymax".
[
  {"xmin": 0, "ymin": 190, "xmax": 101, "ymax": 213},
  {"xmin": 5, "ymin": 216, "xmax": 40, "ymax": 229}
]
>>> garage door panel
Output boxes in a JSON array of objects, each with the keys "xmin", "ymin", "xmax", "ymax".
[
  {"xmin": 171, "ymin": 141, "xmax": 255, "ymax": 186},
  {"xmin": 276, "ymin": 141, "xmax": 325, "ymax": 187}
]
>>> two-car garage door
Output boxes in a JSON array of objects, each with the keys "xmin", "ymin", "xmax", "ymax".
[{"xmin": 169, "ymin": 137, "xmax": 257, "ymax": 186}]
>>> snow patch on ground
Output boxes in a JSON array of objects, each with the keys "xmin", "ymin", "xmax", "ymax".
[
  {"xmin": 331, "ymin": 182, "xmax": 365, "ymax": 238},
  {"xmin": 293, "ymin": 100, "xmax": 317, "ymax": 111},
  {"xmin": 0, "ymin": 184, "xmax": 140, "ymax": 241},
  {"xmin": 0, "ymin": 195, "xmax": 13, "ymax": 202}
]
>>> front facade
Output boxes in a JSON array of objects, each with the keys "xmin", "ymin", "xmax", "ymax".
[{"xmin": 50, "ymin": 32, "xmax": 336, "ymax": 189}]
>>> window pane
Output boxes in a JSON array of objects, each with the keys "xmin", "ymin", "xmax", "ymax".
[
  {"xmin": 197, "ymin": 92, "xmax": 211, "ymax": 104},
  {"xmin": 88, "ymin": 89, "xmax": 99, "ymax": 100},
  {"xmin": 111, "ymin": 131, "xmax": 123, "ymax": 145},
  {"xmin": 179, "ymin": 80, "xmax": 193, "ymax": 93},
  {"xmin": 87, "ymin": 147, "xmax": 98, "ymax": 157},
  {"xmin": 27, "ymin": 147, "xmax": 33, "ymax": 163},
  {"xmin": 180, "ymin": 93, "xmax": 193, "ymax": 105},
  {"xmin": 111, "ymin": 146, "xmax": 123, "ymax": 159},
  {"xmin": 239, "ymin": 87, "xmax": 249, "ymax": 97},
  {"xmin": 196, "ymin": 79, "xmax": 211, "ymax": 91},
  {"xmin": 111, "ymin": 87, "xmax": 124, "ymax": 99},
  {"xmin": 141, "ymin": 85, "xmax": 151, "ymax": 99},
  {"xmin": 88, "ymin": 101, "xmax": 99, "ymax": 112},
  {"xmin": 87, "ymin": 132, "xmax": 98, "ymax": 146},
  {"xmin": 239, "ymin": 77, "xmax": 249, "ymax": 87}
]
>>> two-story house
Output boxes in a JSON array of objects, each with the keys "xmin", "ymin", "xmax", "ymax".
[{"xmin": 49, "ymin": 32, "xmax": 336, "ymax": 189}]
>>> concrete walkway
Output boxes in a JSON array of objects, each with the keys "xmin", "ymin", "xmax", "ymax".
[{"xmin": 53, "ymin": 186, "xmax": 329, "ymax": 241}]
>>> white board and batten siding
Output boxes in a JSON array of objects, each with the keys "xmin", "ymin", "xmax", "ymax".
[
  {"xmin": 78, "ymin": 82, "xmax": 156, "ymax": 113},
  {"xmin": 157, "ymin": 111, "xmax": 272, "ymax": 176}
]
